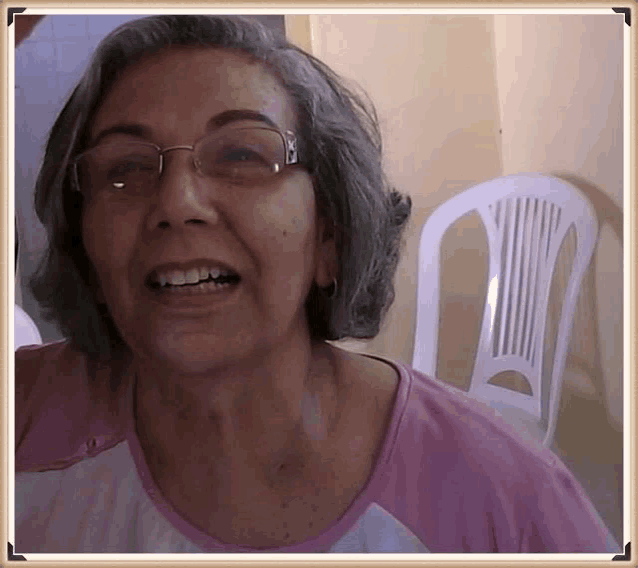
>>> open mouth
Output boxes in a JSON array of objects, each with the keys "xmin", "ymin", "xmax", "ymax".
[{"xmin": 147, "ymin": 267, "xmax": 241, "ymax": 291}]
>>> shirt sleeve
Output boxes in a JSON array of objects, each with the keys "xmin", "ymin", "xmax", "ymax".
[
  {"xmin": 515, "ymin": 452, "xmax": 621, "ymax": 553},
  {"xmin": 382, "ymin": 365, "xmax": 622, "ymax": 553}
]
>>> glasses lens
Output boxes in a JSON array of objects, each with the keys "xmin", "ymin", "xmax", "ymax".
[
  {"xmin": 75, "ymin": 143, "xmax": 159, "ymax": 199},
  {"xmin": 196, "ymin": 128, "xmax": 286, "ymax": 182}
]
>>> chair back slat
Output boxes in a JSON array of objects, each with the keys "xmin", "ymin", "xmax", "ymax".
[
  {"xmin": 498, "ymin": 198, "xmax": 517, "ymax": 357},
  {"xmin": 512, "ymin": 200, "xmax": 523, "ymax": 356},
  {"xmin": 516, "ymin": 198, "xmax": 534, "ymax": 358}
]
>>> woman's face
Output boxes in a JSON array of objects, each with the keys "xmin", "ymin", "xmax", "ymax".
[{"xmin": 82, "ymin": 47, "xmax": 334, "ymax": 373}]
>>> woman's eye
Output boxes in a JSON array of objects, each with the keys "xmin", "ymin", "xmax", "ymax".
[
  {"xmin": 103, "ymin": 158, "xmax": 155, "ymax": 189},
  {"xmin": 107, "ymin": 160, "xmax": 153, "ymax": 178},
  {"xmin": 219, "ymin": 146, "xmax": 268, "ymax": 165}
]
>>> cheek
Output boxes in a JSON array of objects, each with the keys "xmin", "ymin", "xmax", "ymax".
[
  {"xmin": 82, "ymin": 202, "xmax": 140, "ymax": 283},
  {"xmin": 250, "ymin": 184, "xmax": 317, "ymax": 254}
]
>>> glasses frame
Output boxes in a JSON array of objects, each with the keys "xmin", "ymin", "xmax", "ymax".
[{"xmin": 71, "ymin": 126, "xmax": 301, "ymax": 195}]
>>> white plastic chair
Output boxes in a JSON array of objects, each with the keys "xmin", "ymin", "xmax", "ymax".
[
  {"xmin": 412, "ymin": 174, "xmax": 599, "ymax": 447},
  {"xmin": 15, "ymin": 304, "xmax": 43, "ymax": 351},
  {"xmin": 14, "ymin": 221, "xmax": 43, "ymax": 351}
]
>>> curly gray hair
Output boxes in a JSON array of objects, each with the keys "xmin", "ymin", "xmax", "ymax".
[{"xmin": 30, "ymin": 15, "xmax": 412, "ymax": 360}]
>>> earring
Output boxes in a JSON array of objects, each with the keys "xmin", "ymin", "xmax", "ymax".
[{"xmin": 321, "ymin": 278, "xmax": 338, "ymax": 300}]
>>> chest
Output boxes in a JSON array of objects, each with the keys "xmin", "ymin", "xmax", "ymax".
[{"xmin": 153, "ymin": 443, "xmax": 372, "ymax": 548}]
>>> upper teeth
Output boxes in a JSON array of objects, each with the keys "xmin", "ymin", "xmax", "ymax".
[{"xmin": 154, "ymin": 266, "xmax": 233, "ymax": 286}]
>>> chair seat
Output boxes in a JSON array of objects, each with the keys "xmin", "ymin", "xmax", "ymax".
[{"xmin": 478, "ymin": 397, "xmax": 546, "ymax": 447}]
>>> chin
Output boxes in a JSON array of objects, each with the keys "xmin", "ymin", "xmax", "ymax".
[{"xmin": 137, "ymin": 330, "xmax": 260, "ymax": 375}]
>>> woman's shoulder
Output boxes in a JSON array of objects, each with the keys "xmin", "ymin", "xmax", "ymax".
[
  {"xmin": 16, "ymin": 338, "xmax": 77, "ymax": 360},
  {"xmin": 16, "ymin": 339, "xmax": 87, "ymax": 375},
  {"xmin": 390, "ymin": 361, "xmax": 568, "ymax": 480},
  {"xmin": 370, "ymin": 360, "xmax": 618, "ymax": 552},
  {"xmin": 15, "ymin": 341, "xmax": 127, "ymax": 473},
  {"xmin": 15, "ymin": 340, "xmax": 89, "ymax": 418}
]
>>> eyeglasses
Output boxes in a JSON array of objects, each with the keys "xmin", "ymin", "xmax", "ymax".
[{"xmin": 71, "ymin": 125, "xmax": 301, "ymax": 201}]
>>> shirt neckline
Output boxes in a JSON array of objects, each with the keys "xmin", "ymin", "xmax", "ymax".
[{"xmin": 121, "ymin": 353, "xmax": 413, "ymax": 552}]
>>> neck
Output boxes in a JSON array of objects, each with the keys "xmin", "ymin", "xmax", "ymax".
[{"xmin": 133, "ymin": 335, "xmax": 340, "ymax": 472}]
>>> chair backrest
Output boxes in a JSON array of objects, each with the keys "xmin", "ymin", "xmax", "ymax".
[{"xmin": 412, "ymin": 174, "xmax": 599, "ymax": 445}]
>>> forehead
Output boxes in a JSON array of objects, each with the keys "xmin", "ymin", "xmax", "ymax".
[{"xmin": 90, "ymin": 47, "xmax": 296, "ymax": 139}]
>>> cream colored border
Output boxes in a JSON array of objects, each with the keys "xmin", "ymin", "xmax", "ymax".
[{"xmin": 2, "ymin": 3, "xmax": 635, "ymax": 567}]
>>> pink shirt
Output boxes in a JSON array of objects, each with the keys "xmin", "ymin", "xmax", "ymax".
[{"xmin": 15, "ymin": 341, "xmax": 618, "ymax": 553}]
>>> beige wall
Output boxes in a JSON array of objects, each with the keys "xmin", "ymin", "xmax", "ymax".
[
  {"xmin": 491, "ymin": 18, "xmax": 624, "ymax": 541},
  {"xmin": 289, "ymin": 14, "xmax": 503, "ymax": 364},
  {"xmin": 493, "ymin": 15, "xmax": 623, "ymax": 431},
  {"xmin": 286, "ymin": 13, "xmax": 623, "ymax": 424}
]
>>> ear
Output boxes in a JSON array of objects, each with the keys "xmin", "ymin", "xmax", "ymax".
[{"xmin": 314, "ymin": 217, "xmax": 338, "ymax": 289}]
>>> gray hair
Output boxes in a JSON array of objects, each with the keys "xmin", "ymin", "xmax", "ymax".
[{"xmin": 30, "ymin": 15, "xmax": 412, "ymax": 360}]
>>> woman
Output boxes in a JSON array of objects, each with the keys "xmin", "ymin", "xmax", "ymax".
[{"xmin": 15, "ymin": 15, "xmax": 617, "ymax": 553}]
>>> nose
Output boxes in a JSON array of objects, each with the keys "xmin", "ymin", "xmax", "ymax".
[{"xmin": 145, "ymin": 150, "xmax": 222, "ymax": 231}]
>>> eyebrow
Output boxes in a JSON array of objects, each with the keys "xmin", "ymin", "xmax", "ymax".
[
  {"xmin": 207, "ymin": 109, "xmax": 279, "ymax": 130},
  {"xmin": 90, "ymin": 109, "xmax": 281, "ymax": 147}
]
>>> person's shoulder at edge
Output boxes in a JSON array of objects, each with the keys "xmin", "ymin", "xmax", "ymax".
[
  {"xmin": 15, "ymin": 341, "xmax": 126, "ymax": 473},
  {"xmin": 372, "ymin": 361, "xmax": 619, "ymax": 553}
]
